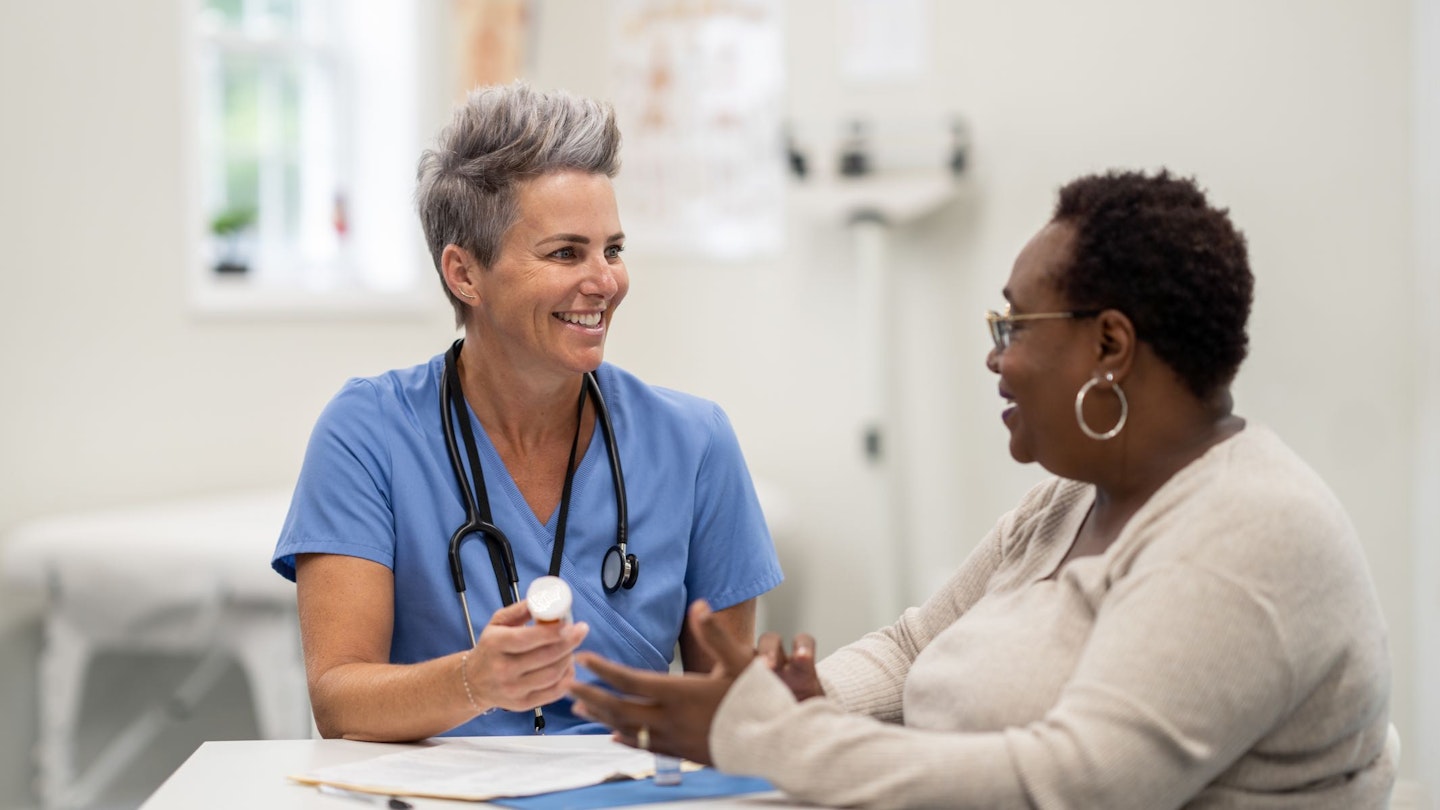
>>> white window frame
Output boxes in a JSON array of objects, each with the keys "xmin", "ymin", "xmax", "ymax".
[{"xmin": 182, "ymin": 0, "xmax": 434, "ymax": 317}]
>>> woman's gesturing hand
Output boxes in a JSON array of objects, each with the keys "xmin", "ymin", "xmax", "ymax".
[
  {"xmin": 466, "ymin": 600, "xmax": 590, "ymax": 714},
  {"xmin": 570, "ymin": 600, "xmax": 755, "ymax": 764},
  {"xmin": 757, "ymin": 630, "xmax": 825, "ymax": 701}
]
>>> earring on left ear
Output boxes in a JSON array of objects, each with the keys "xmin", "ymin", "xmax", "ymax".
[
  {"xmin": 1075, "ymin": 371, "xmax": 1128, "ymax": 440},
  {"xmin": 456, "ymin": 289, "xmax": 477, "ymax": 300}
]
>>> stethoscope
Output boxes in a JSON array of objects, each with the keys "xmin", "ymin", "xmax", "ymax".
[{"xmin": 439, "ymin": 339, "xmax": 636, "ymax": 730}]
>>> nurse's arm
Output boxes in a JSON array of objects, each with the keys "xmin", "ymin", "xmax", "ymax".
[
  {"xmin": 679, "ymin": 597, "xmax": 756, "ymax": 673},
  {"xmin": 294, "ymin": 553, "xmax": 586, "ymax": 741}
]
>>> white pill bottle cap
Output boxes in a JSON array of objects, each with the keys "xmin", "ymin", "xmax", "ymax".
[{"xmin": 526, "ymin": 576, "xmax": 573, "ymax": 624}]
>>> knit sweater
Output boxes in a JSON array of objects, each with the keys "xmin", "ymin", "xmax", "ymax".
[{"xmin": 711, "ymin": 425, "xmax": 1393, "ymax": 808}]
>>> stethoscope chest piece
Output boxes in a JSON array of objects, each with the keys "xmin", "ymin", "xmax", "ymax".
[{"xmin": 601, "ymin": 545, "xmax": 639, "ymax": 593}]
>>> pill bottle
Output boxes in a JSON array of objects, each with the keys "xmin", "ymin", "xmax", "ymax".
[{"xmin": 526, "ymin": 576, "xmax": 573, "ymax": 625}]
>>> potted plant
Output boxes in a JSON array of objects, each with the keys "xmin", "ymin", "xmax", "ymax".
[{"xmin": 210, "ymin": 205, "xmax": 257, "ymax": 274}]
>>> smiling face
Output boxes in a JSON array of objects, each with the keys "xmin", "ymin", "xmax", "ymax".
[
  {"xmin": 987, "ymin": 221, "xmax": 1097, "ymax": 472},
  {"xmin": 468, "ymin": 170, "xmax": 628, "ymax": 383}
]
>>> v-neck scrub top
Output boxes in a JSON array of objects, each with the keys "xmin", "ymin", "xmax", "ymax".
[{"xmin": 272, "ymin": 353, "xmax": 784, "ymax": 736}]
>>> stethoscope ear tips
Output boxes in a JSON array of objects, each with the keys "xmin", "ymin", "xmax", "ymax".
[{"xmin": 601, "ymin": 545, "xmax": 640, "ymax": 593}]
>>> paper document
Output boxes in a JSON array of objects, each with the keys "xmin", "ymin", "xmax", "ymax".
[{"xmin": 290, "ymin": 737, "xmax": 657, "ymax": 801}]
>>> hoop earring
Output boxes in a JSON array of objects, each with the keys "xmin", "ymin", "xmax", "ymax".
[{"xmin": 1075, "ymin": 372, "xmax": 1128, "ymax": 441}]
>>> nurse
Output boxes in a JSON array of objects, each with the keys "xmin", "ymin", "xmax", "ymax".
[{"xmin": 271, "ymin": 83, "xmax": 783, "ymax": 741}]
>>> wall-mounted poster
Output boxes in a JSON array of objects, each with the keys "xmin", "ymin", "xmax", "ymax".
[
  {"xmin": 610, "ymin": 0, "xmax": 785, "ymax": 261},
  {"xmin": 454, "ymin": 0, "xmax": 528, "ymax": 94}
]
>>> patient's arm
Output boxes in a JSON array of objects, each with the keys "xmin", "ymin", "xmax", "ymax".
[{"xmin": 814, "ymin": 523, "xmax": 1005, "ymax": 720}]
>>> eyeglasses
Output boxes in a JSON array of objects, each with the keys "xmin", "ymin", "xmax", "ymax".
[{"xmin": 985, "ymin": 306, "xmax": 1102, "ymax": 351}]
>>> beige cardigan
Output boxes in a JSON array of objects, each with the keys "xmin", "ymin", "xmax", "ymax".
[{"xmin": 711, "ymin": 425, "xmax": 1393, "ymax": 809}]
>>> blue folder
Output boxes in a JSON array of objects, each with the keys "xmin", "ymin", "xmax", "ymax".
[{"xmin": 491, "ymin": 769, "xmax": 775, "ymax": 810}]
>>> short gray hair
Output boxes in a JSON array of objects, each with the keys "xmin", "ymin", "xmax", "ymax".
[{"xmin": 415, "ymin": 83, "xmax": 621, "ymax": 324}]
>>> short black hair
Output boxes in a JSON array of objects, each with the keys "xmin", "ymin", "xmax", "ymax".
[{"xmin": 1052, "ymin": 170, "xmax": 1253, "ymax": 399}]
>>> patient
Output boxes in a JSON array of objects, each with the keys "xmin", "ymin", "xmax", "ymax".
[{"xmin": 570, "ymin": 170, "xmax": 1395, "ymax": 808}]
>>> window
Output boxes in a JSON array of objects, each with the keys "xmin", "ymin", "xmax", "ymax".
[{"xmin": 190, "ymin": 0, "xmax": 429, "ymax": 314}]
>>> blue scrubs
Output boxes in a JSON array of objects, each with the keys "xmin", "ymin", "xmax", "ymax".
[{"xmin": 272, "ymin": 353, "xmax": 784, "ymax": 735}]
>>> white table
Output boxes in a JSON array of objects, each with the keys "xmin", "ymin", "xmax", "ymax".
[{"xmin": 140, "ymin": 736, "xmax": 804, "ymax": 809}]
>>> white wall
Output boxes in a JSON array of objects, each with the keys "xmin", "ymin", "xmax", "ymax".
[
  {"xmin": 0, "ymin": 0, "xmax": 1428, "ymax": 806},
  {"xmin": 1413, "ymin": 0, "xmax": 1440, "ymax": 785}
]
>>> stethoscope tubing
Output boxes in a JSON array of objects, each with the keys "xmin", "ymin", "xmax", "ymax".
[
  {"xmin": 583, "ymin": 372, "xmax": 628, "ymax": 549},
  {"xmin": 439, "ymin": 341, "xmax": 633, "ymax": 732},
  {"xmin": 440, "ymin": 353, "xmax": 522, "ymax": 609}
]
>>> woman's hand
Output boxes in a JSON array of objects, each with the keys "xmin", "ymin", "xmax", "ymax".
[
  {"xmin": 466, "ymin": 600, "xmax": 590, "ymax": 713},
  {"xmin": 758, "ymin": 631, "xmax": 825, "ymax": 701},
  {"xmin": 570, "ymin": 600, "xmax": 755, "ymax": 765}
]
